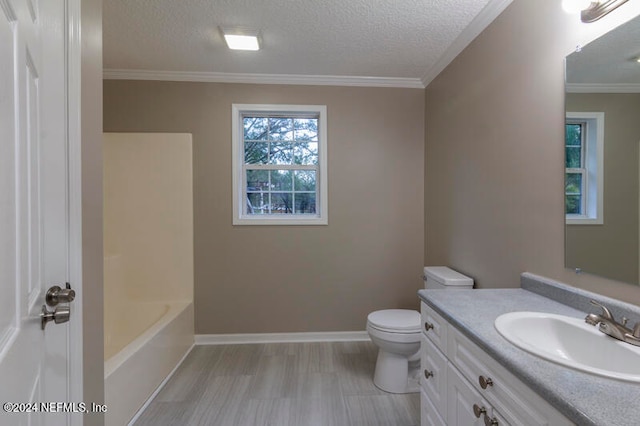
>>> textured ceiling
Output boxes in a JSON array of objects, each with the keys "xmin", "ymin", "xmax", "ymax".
[
  {"xmin": 566, "ymin": 13, "xmax": 640, "ymax": 85},
  {"xmin": 103, "ymin": 0, "xmax": 499, "ymax": 82}
]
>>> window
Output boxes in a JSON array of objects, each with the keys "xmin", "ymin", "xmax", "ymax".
[
  {"xmin": 232, "ymin": 104, "xmax": 328, "ymax": 225},
  {"xmin": 565, "ymin": 112, "xmax": 604, "ymax": 225}
]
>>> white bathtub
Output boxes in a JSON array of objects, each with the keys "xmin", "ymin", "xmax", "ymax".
[
  {"xmin": 105, "ymin": 301, "xmax": 168, "ymax": 361},
  {"xmin": 104, "ymin": 301, "xmax": 194, "ymax": 426},
  {"xmin": 103, "ymin": 135, "xmax": 194, "ymax": 425}
]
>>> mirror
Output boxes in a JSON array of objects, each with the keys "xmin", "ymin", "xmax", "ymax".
[{"xmin": 565, "ymin": 14, "xmax": 640, "ymax": 285}]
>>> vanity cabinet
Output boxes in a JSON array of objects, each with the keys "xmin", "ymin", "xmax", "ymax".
[{"xmin": 420, "ymin": 302, "xmax": 573, "ymax": 426}]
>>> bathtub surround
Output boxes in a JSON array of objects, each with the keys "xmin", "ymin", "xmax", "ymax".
[
  {"xmin": 103, "ymin": 133, "xmax": 195, "ymax": 426},
  {"xmin": 103, "ymin": 82, "xmax": 425, "ymax": 335},
  {"xmin": 103, "ymin": 133, "xmax": 194, "ymax": 303}
]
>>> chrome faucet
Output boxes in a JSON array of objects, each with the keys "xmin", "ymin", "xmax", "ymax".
[{"xmin": 585, "ymin": 300, "xmax": 640, "ymax": 347}]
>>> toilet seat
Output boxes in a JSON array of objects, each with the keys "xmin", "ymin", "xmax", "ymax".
[{"xmin": 367, "ymin": 309, "xmax": 420, "ymax": 333}]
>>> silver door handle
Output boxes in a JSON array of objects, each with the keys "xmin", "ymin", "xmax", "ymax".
[
  {"xmin": 41, "ymin": 305, "xmax": 71, "ymax": 330},
  {"xmin": 46, "ymin": 283, "xmax": 75, "ymax": 306}
]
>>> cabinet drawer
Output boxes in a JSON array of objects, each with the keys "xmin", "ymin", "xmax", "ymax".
[
  {"xmin": 421, "ymin": 388, "xmax": 446, "ymax": 426},
  {"xmin": 420, "ymin": 334, "xmax": 447, "ymax": 419},
  {"xmin": 447, "ymin": 327, "xmax": 572, "ymax": 426},
  {"xmin": 421, "ymin": 302, "xmax": 448, "ymax": 351}
]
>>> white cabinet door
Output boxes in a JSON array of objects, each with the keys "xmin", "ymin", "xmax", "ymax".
[
  {"xmin": 447, "ymin": 364, "xmax": 487, "ymax": 426},
  {"xmin": 421, "ymin": 388, "xmax": 446, "ymax": 426},
  {"xmin": 421, "ymin": 334, "xmax": 448, "ymax": 419}
]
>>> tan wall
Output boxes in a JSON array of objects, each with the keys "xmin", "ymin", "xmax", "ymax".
[
  {"xmin": 103, "ymin": 133, "xmax": 194, "ymax": 303},
  {"xmin": 104, "ymin": 81, "xmax": 425, "ymax": 333},
  {"xmin": 565, "ymin": 94, "xmax": 640, "ymax": 284},
  {"xmin": 425, "ymin": 0, "xmax": 640, "ymax": 305}
]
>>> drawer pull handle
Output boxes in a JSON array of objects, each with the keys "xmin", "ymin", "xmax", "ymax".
[
  {"xmin": 424, "ymin": 369, "xmax": 433, "ymax": 379},
  {"xmin": 484, "ymin": 415, "xmax": 499, "ymax": 426},
  {"xmin": 474, "ymin": 404, "xmax": 499, "ymax": 425},
  {"xmin": 472, "ymin": 403, "xmax": 486, "ymax": 418},
  {"xmin": 479, "ymin": 375, "xmax": 493, "ymax": 389},
  {"xmin": 424, "ymin": 322, "xmax": 434, "ymax": 331}
]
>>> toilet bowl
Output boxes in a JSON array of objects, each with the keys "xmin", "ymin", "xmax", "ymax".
[
  {"xmin": 366, "ymin": 266, "xmax": 474, "ymax": 394},
  {"xmin": 367, "ymin": 309, "xmax": 421, "ymax": 393}
]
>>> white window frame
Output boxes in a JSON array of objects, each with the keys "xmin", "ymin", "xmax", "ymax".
[
  {"xmin": 565, "ymin": 111, "xmax": 604, "ymax": 225},
  {"xmin": 232, "ymin": 104, "xmax": 328, "ymax": 225}
]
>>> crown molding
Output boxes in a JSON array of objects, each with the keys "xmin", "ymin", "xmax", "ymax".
[
  {"xmin": 566, "ymin": 83, "xmax": 640, "ymax": 93},
  {"xmin": 104, "ymin": 0, "xmax": 514, "ymax": 90},
  {"xmin": 421, "ymin": 0, "xmax": 513, "ymax": 87},
  {"xmin": 103, "ymin": 69, "xmax": 425, "ymax": 89}
]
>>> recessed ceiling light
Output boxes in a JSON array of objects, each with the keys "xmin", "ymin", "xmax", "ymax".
[{"xmin": 221, "ymin": 28, "xmax": 260, "ymax": 51}]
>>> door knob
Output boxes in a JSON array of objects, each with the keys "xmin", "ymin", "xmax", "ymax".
[
  {"xmin": 46, "ymin": 283, "xmax": 75, "ymax": 306},
  {"xmin": 41, "ymin": 305, "xmax": 70, "ymax": 330}
]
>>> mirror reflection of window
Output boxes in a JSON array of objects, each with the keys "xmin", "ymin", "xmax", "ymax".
[
  {"xmin": 564, "ymin": 112, "xmax": 604, "ymax": 225},
  {"xmin": 565, "ymin": 122, "xmax": 585, "ymax": 215}
]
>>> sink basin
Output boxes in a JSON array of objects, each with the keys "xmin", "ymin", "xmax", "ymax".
[{"xmin": 494, "ymin": 311, "xmax": 640, "ymax": 382}]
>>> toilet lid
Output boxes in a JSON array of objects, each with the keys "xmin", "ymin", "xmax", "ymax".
[{"xmin": 368, "ymin": 309, "xmax": 420, "ymax": 332}]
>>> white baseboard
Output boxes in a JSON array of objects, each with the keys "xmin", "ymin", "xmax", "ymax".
[{"xmin": 195, "ymin": 331, "xmax": 370, "ymax": 345}]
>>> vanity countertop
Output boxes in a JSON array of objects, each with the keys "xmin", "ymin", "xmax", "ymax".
[{"xmin": 418, "ymin": 283, "xmax": 640, "ymax": 426}]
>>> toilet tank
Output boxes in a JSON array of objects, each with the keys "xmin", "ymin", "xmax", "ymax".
[{"xmin": 423, "ymin": 266, "xmax": 473, "ymax": 290}]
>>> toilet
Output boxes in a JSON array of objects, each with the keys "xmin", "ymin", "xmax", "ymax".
[{"xmin": 366, "ymin": 266, "xmax": 473, "ymax": 393}]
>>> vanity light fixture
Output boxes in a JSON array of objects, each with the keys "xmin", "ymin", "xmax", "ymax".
[
  {"xmin": 221, "ymin": 28, "xmax": 260, "ymax": 51},
  {"xmin": 562, "ymin": 0, "xmax": 593, "ymax": 13},
  {"xmin": 563, "ymin": 0, "xmax": 630, "ymax": 23}
]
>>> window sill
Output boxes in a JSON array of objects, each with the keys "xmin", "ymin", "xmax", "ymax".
[
  {"xmin": 566, "ymin": 216, "xmax": 603, "ymax": 225},
  {"xmin": 233, "ymin": 215, "xmax": 328, "ymax": 226}
]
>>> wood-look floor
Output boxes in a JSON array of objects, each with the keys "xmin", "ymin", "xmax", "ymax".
[{"xmin": 133, "ymin": 341, "xmax": 420, "ymax": 426}]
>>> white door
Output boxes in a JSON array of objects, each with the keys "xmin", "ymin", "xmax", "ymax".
[{"xmin": 0, "ymin": 0, "xmax": 78, "ymax": 424}]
